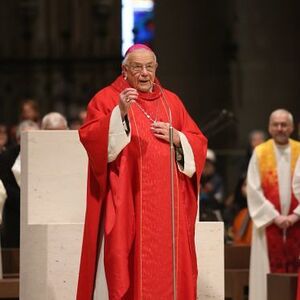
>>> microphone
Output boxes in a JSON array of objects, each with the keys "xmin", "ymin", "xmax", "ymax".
[
  {"xmin": 201, "ymin": 109, "xmax": 237, "ymax": 137},
  {"xmin": 221, "ymin": 109, "xmax": 236, "ymax": 121}
]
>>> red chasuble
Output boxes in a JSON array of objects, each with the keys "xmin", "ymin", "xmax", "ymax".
[
  {"xmin": 255, "ymin": 139, "xmax": 300, "ymax": 273},
  {"xmin": 76, "ymin": 76, "xmax": 207, "ymax": 300}
]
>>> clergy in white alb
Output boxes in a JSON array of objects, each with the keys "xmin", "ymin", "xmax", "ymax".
[{"xmin": 246, "ymin": 109, "xmax": 300, "ymax": 300}]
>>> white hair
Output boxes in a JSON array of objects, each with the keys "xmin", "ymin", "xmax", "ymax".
[
  {"xmin": 16, "ymin": 120, "xmax": 40, "ymax": 139},
  {"xmin": 206, "ymin": 149, "xmax": 216, "ymax": 163},
  {"xmin": 269, "ymin": 109, "xmax": 294, "ymax": 125},
  {"xmin": 249, "ymin": 129, "xmax": 266, "ymax": 141},
  {"xmin": 41, "ymin": 112, "xmax": 68, "ymax": 130}
]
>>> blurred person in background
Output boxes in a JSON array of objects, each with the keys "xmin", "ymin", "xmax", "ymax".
[
  {"xmin": 9, "ymin": 99, "xmax": 41, "ymax": 144},
  {"xmin": 247, "ymin": 130, "xmax": 266, "ymax": 155},
  {"xmin": 69, "ymin": 108, "xmax": 87, "ymax": 130},
  {"xmin": 78, "ymin": 108, "xmax": 87, "ymax": 125},
  {"xmin": 224, "ymin": 174, "xmax": 252, "ymax": 245},
  {"xmin": 41, "ymin": 112, "xmax": 68, "ymax": 130},
  {"xmin": 19, "ymin": 99, "xmax": 40, "ymax": 123},
  {"xmin": 0, "ymin": 125, "xmax": 9, "ymax": 154},
  {"xmin": 0, "ymin": 120, "xmax": 39, "ymax": 248},
  {"xmin": 199, "ymin": 148, "xmax": 224, "ymax": 221},
  {"xmin": 227, "ymin": 129, "xmax": 265, "ymax": 243},
  {"xmin": 247, "ymin": 109, "xmax": 300, "ymax": 300},
  {"xmin": 241, "ymin": 129, "xmax": 266, "ymax": 173}
]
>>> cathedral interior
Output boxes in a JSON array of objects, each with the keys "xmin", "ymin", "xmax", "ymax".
[{"xmin": 0, "ymin": 1, "xmax": 300, "ymax": 299}]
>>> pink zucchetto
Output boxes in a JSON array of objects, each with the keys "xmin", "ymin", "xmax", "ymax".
[{"xmin": 124, "ymin": 44, "xmax": 154, "ymax": 57}]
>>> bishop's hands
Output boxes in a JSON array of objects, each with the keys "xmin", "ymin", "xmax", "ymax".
[
  {"xmin": 274, "ymin": 213, "xmax": 300, "ymax": 229},
  {"xmin": 119, "ymin": 88, "xmax": 138, "ymax": 120},
  {"xmin": 118, "ymin": 89, "xmax": 181, "ymax": 147},
  {"xmin": 151, "ymin": 122, "xmax": 180, "ymax": 147}
]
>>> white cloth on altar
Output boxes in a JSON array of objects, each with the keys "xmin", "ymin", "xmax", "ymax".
[{"xmin": 247, "ymin": 141, "xmax": 300, "ymax": 300}]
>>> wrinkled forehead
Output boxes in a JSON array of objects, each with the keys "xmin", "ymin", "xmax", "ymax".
[
  {"xmin": 269, "ymin": 112, "xmax": 293, "ymax": 125},
  {"xmin": 125, "ymin": 49, "xmax": 157, "ymax": 64}
]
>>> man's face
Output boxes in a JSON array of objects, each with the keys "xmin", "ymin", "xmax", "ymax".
[
  {"xmin": 203, "ymin": 160, "xmax": 215, "ymax": 176},
  {"xmin": 268, "ymin": 112, "xmax": 294, "ymax": 145},
  {"xmin": 250, "ymin": 133, "xmax": 265, "ymax": 149},
  {"xmin": 123, "ymin": 49, "xmax": 157, "ymax": 93},
  {"xmin": 22, "ymin": 103, "xmax": 37, "ymax": 120}
]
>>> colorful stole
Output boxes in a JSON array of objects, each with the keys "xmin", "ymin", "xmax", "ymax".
[{"xmin": 256, "ymin": 139, "xmax": 300, "ymax": 272}]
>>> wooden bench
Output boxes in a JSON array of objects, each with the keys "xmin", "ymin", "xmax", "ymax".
[
  {"xmin": 0, "ymin": 248, "xmax": 19, "ymax": 299},
  {"xmin": 1, "ymin": 248, "xmax": 19, "ymax": 276},
  {"xmin": 267, "ymin": 273, "xmax": 298, "ymax": 300},
  {"xmin": 225, "ymin": 245, "xmax": 250, "ymax": 300},
  {"xmin": 0, "ymin": 278, "xmax": 19, "ymax": 299}
]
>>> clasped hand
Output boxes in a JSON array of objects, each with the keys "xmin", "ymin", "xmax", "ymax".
[
  {"xmin": 118, "ymin": 89, "xmax": 180, "ymax": 147},
  {"xmin": 151, "ymin": 122, "xmax": 180, "ymax": 147},
  {"xmin": 274, "ymin": 214, "xmax": 300, "ymax": 229}
]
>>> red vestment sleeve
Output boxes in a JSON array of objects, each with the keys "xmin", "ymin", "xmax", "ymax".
[{"xmin": 76, "ymin": 90, "xmax": 115, "ymax": 300}]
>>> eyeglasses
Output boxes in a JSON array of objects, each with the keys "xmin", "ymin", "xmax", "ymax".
[{"xmin": 127, "ymin": 63, "xmax": 157, "ymax": 73}]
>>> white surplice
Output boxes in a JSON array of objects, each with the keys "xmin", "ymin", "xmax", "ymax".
[{"xmin": 247, "ymin": 141, "xmax": 300, "ymax": 300}]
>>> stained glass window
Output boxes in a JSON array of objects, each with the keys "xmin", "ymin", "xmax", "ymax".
[{"xmin": 122, "ymin": 0, "xmax": 155, "ymax": 56}]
